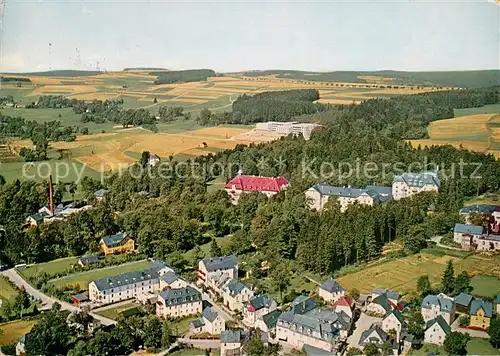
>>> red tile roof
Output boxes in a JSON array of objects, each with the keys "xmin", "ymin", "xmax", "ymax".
[
  {"xmin": 225, "ymin": 175, "xmax": 289, "ymax": 193},
  {"xmin": 335, "ymin": 295, "xmax": 354, "ymax": 308}
]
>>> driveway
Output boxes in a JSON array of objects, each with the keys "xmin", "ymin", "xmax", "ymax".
[
  {"xmin": 347, "ymin": 313, "xmax": 383, "ymax": 348},
  {"xmin": 2, "ymin": 268, "xmax": 116, "ymax": 326},
  {"xmin": 451, "ymin": 317, "xmax": 489, "ymax": 339},
  {"xmin": 178, "ymin": 338, "xmax": 220, "ymax": 349}
]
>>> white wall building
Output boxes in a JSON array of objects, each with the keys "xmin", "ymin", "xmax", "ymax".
[
  {"xmin": 392, "ymin": 172, "xmax": 440, "ymax": 200},
  {"xmin": 421, "ymin": 293, "xmax": 455, "ymax": 325},
  {"xmin": 424, "ymin": 316, "xmax": 451, "ymax": 345},
  {"xmin": 318, "ymin": 278, "xmax": 346, "ymax": 304},
  {"xmin": 156, "ymin": 286, "xmax": 203, "ymax": 318},
  {"xmin": 197, "ymin": 255, "xmax": 238, "ymax": 287}
]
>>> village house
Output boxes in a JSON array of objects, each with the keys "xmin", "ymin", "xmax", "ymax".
[
  {"xmin": 94, "ymin": 189, "xmax": 108, "ymax": 201},
  {"xmin": 190, "ymin": 306, "xmax": 225, "ymax": 335},
  {"xmin": 334, "ymin": 295, "xmax": 355, "ymax": 319},
  {"xmin": 381, "ymin": 309, "xmax": 405, "ymax": 342},
  {"xmin": 254, "ymin": 309, "xmax": 281, "ymax": 341},
  {"xmin": 358, "ymin": 324, "xmax": 399, "ymax": 355},
  {"xmin": 99, "ymin": 232, "xmax": 135, "ymax": 256},
  {"xmin": 243, "ymin": 294, "xmax": 277, "ymax": 326},
  {"xmin": 222, "ymin": 278, "xmax": 254, "ymax": 311},
  {"xmin": 197, "ymin": 255, "xmax": 238, "ymax": 287},
  {"xmin": 220, "ymin": 329, "xmax": 243, "ymax": 356},
  {"xmin": 459, "ymin": 204, "xmax": 500, "ymax": 224},
  {"xmin": 469, "ymin": 299, "xmax": 493, "ymax": 330},
  {"xmin": 318, "ymin": 278, "xmax": 346, "ymax": 304},
  {"xmin": 366, "ymin": 289, "xmax": 401, "ymax": 316},
  {"xmin": 224, "ymin": 174, "xmax": 289, "ymax": 204},
  {"xmin": 453, "ymin": 223, "xmax": 484, "ymax": 245},
  {"xmin": 392, "ymin": 171, "xmax": 440, "ymax": 200},
  {"xmin": 454, "ymin": 292, "xmax": 473, "ymax": 314},
  {"xmin": 78, "ymin": 255, "xmax": 100, "ymax": 267},
  {"xmin": 305, "ymin": 184, "xmax": 392, "ymax": 212},
  {"xmin": 159, "ymin": 270, "xmax": 187, "ymax": 290},
  {"xmin": 469, "ymin": 234, "xmax": 500, "ymax": 252},
  {"xmin": 421, "ymin": 293, "xmax": 455, "ymax": 325},
  {"xmin": 25, "ymin": 203, "xmax": 93, "ymax": 228},
  {"xmin": 156, "ymin": 286, "xmax": 203, "ymax": 318},
  {"xmin": 424, "ymin": 315, "xmax": 451, "ymax": 345},
  {"xmin": 255, "ymin": 121, "xmax": 321, "ymax": 140},
  {"xmin": 148, "ymin": 154, "xmax": 160, "ymax": 167},
  {"xmin": 88, "ymin": 261, "xmax": 172, "ymax": 304}
]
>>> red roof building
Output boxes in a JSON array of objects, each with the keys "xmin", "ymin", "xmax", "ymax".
[
  {"xmin": 334, "ymin": 295, "xmax": 354, "ymax": 308},
  {"xmin": 225, "ymin": 175, "xmax": 289, "ymax": 193}
]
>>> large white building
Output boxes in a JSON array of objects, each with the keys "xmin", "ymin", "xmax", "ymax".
[
  {"xmin": 88, "ymin": 261, "xmax": 172, "ymax": 305},
  {"xmin": 255, "ymin": 121, "xmax": 321, "ymax": 140},
  {"xmin": 392, "ymin": 172, "xmax": 440, "ymax": 200},
  {"xmin": 156, "ymin": 286, "xmax": 203, "ymax": 318},
  {"xmin": 221, "ymin": 278, "xmax": 254, "ymax": 311},
  {"xmin": 305, "ymin": 184, "xmax": 392, "ymax": 212},
  {"xmin": 197, "ymin": 255, "xmax": 238, "ymax": 287}
]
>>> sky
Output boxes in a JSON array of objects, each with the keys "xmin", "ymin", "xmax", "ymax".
[{"xmin": 1, "ymin": 0, "xmax": 499, "ymax": 73}]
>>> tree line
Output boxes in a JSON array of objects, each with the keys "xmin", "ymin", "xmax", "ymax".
[{"xmin": 151, "ymin": 69, "xmax": 216, "ymax": 85}]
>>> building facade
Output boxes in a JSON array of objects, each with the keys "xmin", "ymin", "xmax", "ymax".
[
  {"xmin": 156, "ymin": 286, "xmax": 203, "ymax": 318},
  {"xmin": 243, "ymin": 294, "xmax": 277, "ymax": 326},
  {"xmin": 392, "ymin": 172, "xmax": 440, "ymax": 200},
  {"xmin": 421, "ymin": 293, "xmax": 455, "ymax": 325},
  {"xmin": 224, "ymin": 175, "xmax": 289, "ymax": 204},
  {"xmin": 424, "ymin": 316, "xmax": 451, "ymax": 345},
  {"xmin": 100, "ymin": 232, "xmax": 135, "ymax": 256},
  {"xmin": 222, "ymin": 278, "xmax": 254, "ymax": 311},
  {"xmin": 470, "ymin": 300, "xmax": 493, "ymax": 330},
  {"xmin": 319, "ymin": 278, "xmax": 346, "ymax": 304},
  {"xmin": 197, "ymin": 255, "xmax": 238, "ymax": 287}
]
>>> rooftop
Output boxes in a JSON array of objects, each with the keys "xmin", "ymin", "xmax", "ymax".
[
  {"xmin": 101, "ymin": 232, "xmax": 130, "ymax": 248},
  {"xmin": 225, "ymin": 175, "xmax": 289, "ymax": 193},
  {"xmin": 202, "ymin": 306, "xmax": 219, "ymax": 323},
  {"xmin": 320, "ymin": 278, "xmax": 345, "ymax": 294},
  {"xmin": 162, "ymin": 271, "xmax": 180, "ymax": 285},
  {"xmin": 459, "ymin": 204, "xmax": 500, "ymax": 215},
  {"xmin": 470, "ymin": 299, "xmax": 493, "ymax": 318},
  {"xmin": 454, "ymin": 292, "xmax": 473, "ymax": 307},
  {"xmin": 92, "ymin": 267, "xmax": 160, "ymax": 291},
  {"xmin": 359, "ymin": 324, "xmax": 389, "ymax": 347},
  {"xmin": 79, "ymin": 255, "xmax": 99, "ymax": 265},
  {"xmin": 454, "ymin": 223, "xmax": 483, "ymax": 236},
  {"xmin": 311, "ymin": 184, "xmax": 392, "ymax": 203},
  {"xmin": 392, "ymin": 171, "xmax": 440, "ymax": 188},
  {"xmin": 426, "ymin": 315, "xmax": 451, "ymax": 335},
  {"xmin": 220, "ymin": 329, "xmax": 241, "ymax": 343},
  {"xmin": 201, "ymin": 255, "xmax": 238, "ymax": 272},
  {"xmin": 421, "ymin": 293, "xmax": 454, "ymax": 313},
  {"xmin": 159, "ymin": 286, "xmax": 201, "ymax": 307},
  {"xmin": 224, "ymin": 278, "xmax": 249, "ymax": 296},
  {"xmin": 262, "ymin": 309, "xmax": 281, "ymax": 329}
]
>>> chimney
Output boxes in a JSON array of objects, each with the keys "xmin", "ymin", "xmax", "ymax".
[{"xmin": 49, "ymin": 175, "xmax": 54, "ymax": 216}]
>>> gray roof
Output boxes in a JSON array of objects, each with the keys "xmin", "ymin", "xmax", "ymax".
[
  {"xmin": 305, "ymin": 308, "xmax": 351, "ymax": 331},
  {"xmin": 303, "ymin": 344, "xmax": 336, "ymax": 356},
  {"xmin": 454, "ymin": 223, "xmax": 483, "ymax": 235},
  {"xmin": 224, "ymin": 279, "xmax": 249, "ymax": 296},
  {"xmin": 202, "ymin": 307, "xmax": 219, "ymax": 323},
  {"xmin": 470, "ymin": 300, "xmax": 493, "ymax": 318},
  {"xmin": 387, "ymin": 309, "xmax": 405, "ymax": 324},
  {"xmin": 373, "ymin": 288, "xmax": 400, "ymax": 301},
  {"xmin": 393, "ymin": 171, "xmax": 440, "ymax": 188},
  {"xmin": 459, "ymin": 204, "xmax": 500, "ymax": 215},
  {"xmin": 159, "ymin": 286, "xmax": 201, "ymax": 307},
  {"xmin": 320, "ymin": 278, "xmax": 345, "ymax": 293},
  {"xmin": 94, "ymin": 189, "xmax": 108, "ymax": 197},
  {"xmin": 359, "ymin": 324, "xmax": 389, "ymax": 346},
  {"xmin": 79, "ymin": 255, "xmax": 99, "ymax": 265},
  {"xmin": 311, "ymin": 184, "xmax": 392, "ymax": 203},
  {"xmin": 262, "ymin": 309, "xmax": 281, "ymax": 329},
  {"xmin": 426, "ymin": 315, "xmax": 451, "ymax": 335},
  {"xmin": 284, "ymin": 313, "xmax": 340, "ymax": 342},
  {"xmin": 101, "ymin": 232, "xmax": 130, "ymax": 248},
  {"xmin": 162, "ymin": 271, "xmax": 180, "ymax": 284},
  {"xmin": 191, "ymin": 318, "xmax": 205, "ymax": 329},
  {"xmin": 371, "ymin": 294, "xmax": 392, "ymax": 314},
  {"xmin": 92, "ymin": 266, "xmax": 160, "ymax": 291},
  {"xmin": 291, "ymin": 295, "xmax": 318, "ymax": 314},
  {"xmin": 249, "ymin": 294, "xmax": 274, "ymax": 310},
  {"xmin": 421, "ymin": 294, "xmax": 454, "ymax": 313},
  {"xmin": 201, "ymin": 255, "xmax": 237, "ymax": 272},
  {"xmin": 454, "ymin": 292, "xmax": 473, "ymax": 307},
  {"xmin": 221, "ymin": 330, "xmax": 241, "ymax": 343}
]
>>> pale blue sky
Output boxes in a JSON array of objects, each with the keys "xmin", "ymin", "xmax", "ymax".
[{"xmin": 2, "ymin": 0, "xmax": 499, "ymax": 72}]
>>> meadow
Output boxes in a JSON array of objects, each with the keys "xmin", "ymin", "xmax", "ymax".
[
  {"xmin": 0, "ymin": 276, "xmax": 19, "ymax": 303},
  {"xmin": 18, "ymin": 256, "xmax": 79, "ymax": 280},
  {"xmin": 0, "ymin": 320, "xmax": 36, "ymax": 346},
  {"xmin": 94, "ymin": 302, "xmax": 138, "ymax": 320},
  {"xmin": 336, "ymin": 251, "xmax": 500, "ymax": 297}
]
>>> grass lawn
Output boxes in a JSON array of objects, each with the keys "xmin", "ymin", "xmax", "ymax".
[
  {"xmin": 465, "ymin": 193, "xmax": 500, "ymax": 206},
  {"xmin": 50, "ymin": 260, "xmax": 152, "ymax": 290},
  {"xmin": 467, "ymin": 338, "xmax": 500, "ymax": 355},
  {"xmin": 156, "ymin": 120, "xmax": 203, "ymax": 134},
  {"xmin": 0, "ymin": 276, "xmax": 19, "ymax": 302},
  {"xmin": 408, "ymin": 343, "xmax": 445, "ymax": 355},
  {"xmin": 183, "ymin": 236, "xmax": 233, "ymax": 264},
  {"xmin": 206, "ymin": 177, "xmax": 227, "ymax": 193},
  {"xmin": 454, "ymin": 103, "xmax": 500, "ymax": 118},
  {"xmin": 19, "ymin": 257, "xmax": 79, "ymax": 280},
  {"xmin": 471, "ymin": 275, "xmax": 500, "ymax": 298},
  {"xmin": 94, "ymin": 302, "xmax": 138, "ymax": 320},
  {"xmin": 337, "ymin": 252, "xmax": 500, "ymax": 297},
  {"xmin": 173, "ymin": 316, "xmax": 199, "ymax": 336},
  {"xmin": 0, "ymin": 320, "xmax": 36, "ymax": 346}
]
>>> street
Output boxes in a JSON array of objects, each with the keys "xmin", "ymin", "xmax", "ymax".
[
  {"xmin": 347, "ymin": 313, "xmax": 383, "ymax": 348},
  {"xmin": 1, "ymin": 268, "xmax": 116, "ymax": 326}
]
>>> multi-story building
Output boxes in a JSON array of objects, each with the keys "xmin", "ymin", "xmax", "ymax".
[
  {"xmin": 156, "ymin": 286, "xmax": 202, "ymax": 318},
  {"xmin": 381, "ymin": 309, "xmax": 405, "ymax": 342},
  {"xmin": 424, "ymin": 316, "xmax": 451, "ymax": 345},
  {"xmin": 318, "ymin": 278, "xmax": 346, "ymax": 304},
  {"xmin": 190, "ymin": 306, "xmax": 225, "ymax": 335},
  {"xmin": 99, "ymin": 232, "xmax": 135, "ymax": 256},
  {"xmin": 468, "ymin": 234, "xmax": 500, "ymax": 252},
  {"xmin": 459, "ymin": 204, "xmax": 500, "ymax": 224},
  {"xmin": 469, "ymin": 299, "xmax": 493, "ymax": 330},
  {"xmin": 453, "ymin": 223, "xmax": 484, "ymax": 245},
  {"xmin": 255, "ymin": 121, "xmax": 321, "ymax": 140},
  {"xmin": 392, "ymin": 172, "xmax": 440, "ymax": 200},
  {"xmin": 89, "ymin": 261, "xmax": 172, "ymax": 304},
  {"xmin": 305, "ymin": 184, "xmax": 392, "ymax": 212},
  {"xmin": 224, "ymin": 175, "xmax": 289, "ymax": 204},
  {"xmin": 220, "ymin": 330, "xmax": 243, "ymax": 356},
  {"xmin": 221, "ymin": 278, "xmax": 254, "ymax": 311},
  {"xmin": 254, "ymin": 309, "xmax": 281, "ymax": 341},
  {"xmin": 197, "ymin": 255, "xmax": 238, "ymax": 287},
  {"xmin": 243, "ymin": 294, "xmax": 277, "ymax": 326},
  {"xmin": 359, "ymin": 324, "xmax": 399, "ymax": 355},
  {"xmin": 159, "ymin": 271, "xmax": 187, "ymax": 290},
  {"xmin": 421, "ymin": 293, "xmax": 455, "ymax": 325}
]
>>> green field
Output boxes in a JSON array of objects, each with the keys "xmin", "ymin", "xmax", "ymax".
[
  {"xmin": 19, "ymin": 256, "xmax": 79, "ymax": 280},
  {"xmin": 183, "ymin": 236, "xmax": 233, "ymax": 263},
  {"xmin": 454, "ymin": 103, "xmax": 500, "ymax": 118},
  {"xmin": 470, "ymin": 275, "xmax": 500, "ymax": 298},
  {"xmin": 50, "ymin": 260, "xmax": 151, "ymax": 289},
  {"xmin": 94, "ymin": 302, "xmax": 138, "ymax": 320},
  {"xmin": 0, "ymin": 320, "xmax": 36, "ymax": 346},
  {"xmin": 0, "ymin": 276, "xmax": 19, "ymax": 302}
]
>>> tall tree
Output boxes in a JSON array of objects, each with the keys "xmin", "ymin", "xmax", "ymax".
[
  {"xmin": 443, "ymin": 332, "xmax": 470, "ymax": 356},
  {"xmin": 210, "ymin": 238, "xmax": 222, "ymax": 257},
  {"xmin": 406, "ymin": 307, "xmax": 425, "ymax": 341},
  {"xmin": 269, "ymin": 261, "xmax": 291, "ymax": 301},
  {"xmin": 417, "ymin": 275, "xmax": 431, "ymax": 297},
  {"xmin": 488, "ymin": 318, "xmax": 500, "ymax": 348},
  {"xmin": 442, "ymin": 260, "xmax": 455, "ymax": 294},
  {"xmin": 454, "ymin": 271, "xmax": 471, "ymax": 294}
]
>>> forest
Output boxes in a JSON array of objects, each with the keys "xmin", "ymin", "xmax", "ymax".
[
  {"xmin": 151, "ymin": 69, "xmax": 216, "ymax": 84},
  {"xmin": 0, "ymin": 86, "xmax": 499, "ymax": 278},
  {"xmin": 0, "ymin": 77, "xmax": 32, "ymax": 83}
]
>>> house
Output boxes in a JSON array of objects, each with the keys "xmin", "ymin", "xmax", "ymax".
[
  {"xmin": 305, "ymin": 184, "xmax": 392, "ymax": 212},
  {"xmin": 99, "ymin": 232, "xmax": 135, "ymax": 256},
  {"xmin": 148, "ymin": 154, "xmax": 160, "ymax": 167},
  {"xmin": 290, "ymin": 295, "xmax": 318, "ymax": 315},
  {"xmin": 190, "ymin": 306, "xmax": 225, "ymax": 335},
  {"xmin": 16, "ymin": 333, "xmax": 28, "ymax": 355},
  {"xmin": 89, "ymin": 261, "xmax": 172, "ymax": 304},
  {"xmin": 67, "ymin": 311, "xmax": 101, "ymax": 334},
  {"xmin": 424, "ymin": 315, "xmax": 451, "ymax": 345},
  {"xmin": 421, "ymin": 293, "xmax": 455, "ymax": 325},
  {"xmin": 366, "ymin": 293, "xmax": 393, "ymax": 316},
  {"xmin": 453, "ymin": 223, "xmax": 484, "ymax": 247},
  {"xmin": 358, "ymin": 324, "xmax": 398, "ymax": 355},
  {"xmin": 243, "ymin": 294, "xmax": 277, "ymax": 326},
  {"xmin": 469, "ymin": 299, "xmax": 493, "ymax": 330},
  {"xmin": 318, "ymin": 278, "xmax": 346, "ymax": 304},
  {"xmin": 25, "ymin": 212, "xmax": 49, "ymax": 227},
  {"xmin": 334, "ymin": 295, "xmax": 355, "ymax": 319},
  {"xmin": 222, "ymin": 278, "xmax": 254, "ymax": 311},
  {"xmin": 454, "ymin": 292, "xmax": 473, "ymax": 314},
  {"xmin": 382, "ymin": 309, "xmax": 405, "ymax": 342},
  {"xmin": 372, "ymin": 289, "xmax": 401, "ymax": 305},
  {"xmin": 72, "ymin": 292, "xmax": 89, "ymax": 305},
  {"xmin": 197, "ymin": 255, "xmax": 238, "ymax": 287},
  {"xmin": 224, "ymin": 175, "xmax": 289, "ymax": 204},
  {"xmin": 255, "ymin": 309, "xmax": 281, "ymax": 340},
  {"xmin": 220, "ymin": 329, "xmax": 243, "ymax": 356},
  {"xmin": 392, "ymin": 171, "xmax": 440, "ymax": 200},
  {"xmin": 459, "ymin": 204, "xmax": 500, "ymax": 224},
  {"xmin": 94, "ymin": 189, "xmax": 108, "ymax": 201},
  {"xmin": 159, "ymin": 271, "xmax": 187, "ymax": 290},
  {"xmin": 156, "ymin": 286, "xmax": 203, "ymax": 318},
  {"xmin": 304, "ymin": 308, "xmax": 352, "ymax": 339},
  {"xmin": 78, "ymin": 255, "xmax": 100, "ymax": 267},
  {"xmin": 470, "ymin": 234, "xmax": 500, "ymax": 252}
]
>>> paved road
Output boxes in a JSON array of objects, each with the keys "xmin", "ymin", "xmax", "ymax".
[
  {"xmin": 429, "ymin": 236, "xmax": 462, "ymax": 251},
  {"xmin": 178, "ymin": 338, "xmax": 220, "ymax": 349},
  {"xmin": 2, "ymin": 269, "xmax": 116, "ymax": 326}
]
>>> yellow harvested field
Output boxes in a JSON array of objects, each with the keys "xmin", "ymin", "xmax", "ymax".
[
  {"xmin": 29, "ymin": 85, "xmax": 97, "ymax": 96},
  {"xmin": 427, "ymin": 114, "xmax": 492, "ymax": 140},
  {"xmin": 230, "ymin": 129, "xmax": 288, "ymax": 142},
  {"xmin": 409, "ymin": 139, "xmax": 490, "ymax": 152},
  {"xmin": 317, "ymin": 98, "xmax": 361, "ymax": 105},
  {"xmin": 70, "ymin": 92, "xmax": 119, "ymax": 100},
  {"xmin": 166, "ymin": 98, "xmax": 208, "ymax": 104},
  {"xmin": 185, "ymin": 127, "xmax": 251, "ymax": 139}
]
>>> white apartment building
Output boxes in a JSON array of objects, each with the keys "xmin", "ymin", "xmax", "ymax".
[
  {"xmin": 318, "ymin": 278, "xmax": 346, "ymax": 304},
  {"xmin": 88, "ymin": 261, "xmax": 172, "ymax": 305},
  {"xmin": 221, "ymin": 278, "xmax": 254, "ymax": 311},
  {"xmin": 392, "ymin": 172, "xmax": 440, "ymax": 200},
  {"xmin": 424, "ymin": 316, "xmax": 451, "ymax": 345},
  {"xmin": 305, "ymin": 184, "xmax": 392, "ymax": 212},
  {"xmin": 156, "ymin": 286, "xmax": 203, "ymax": 318},
  {"xmin": 255, "ymin": 121, "xmax": 321, "ymax": 140},
  {"xmin": 197, "ymin": 255, "xmax": 238, "ymax": 287}
]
